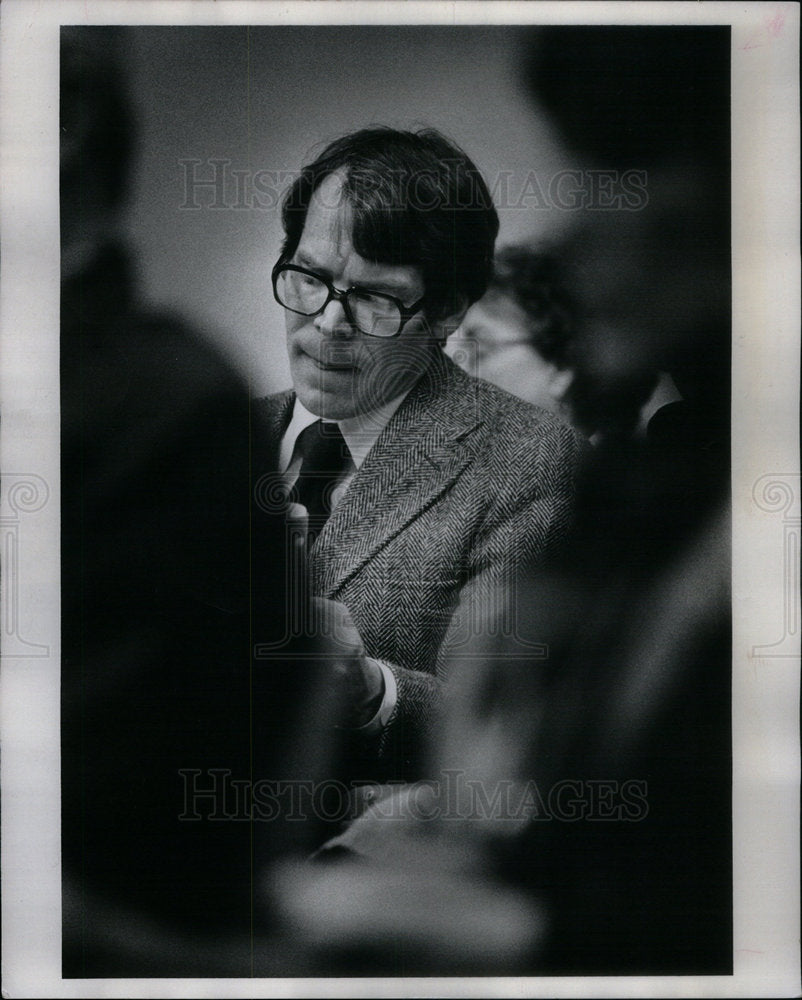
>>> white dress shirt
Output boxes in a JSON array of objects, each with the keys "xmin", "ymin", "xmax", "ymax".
[{"xmin": 278, "ymin": 391, "xmax": 413, "ymax": 734}]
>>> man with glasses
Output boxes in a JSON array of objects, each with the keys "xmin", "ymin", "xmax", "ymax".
[{"xmin": 261, "ymin": 127, "xmax": 582, "ymax": 782}]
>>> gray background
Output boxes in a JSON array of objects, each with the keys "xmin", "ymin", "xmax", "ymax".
[{"xmin": 122, "ymin": 27, "xmax": 573, "ymax": 395}]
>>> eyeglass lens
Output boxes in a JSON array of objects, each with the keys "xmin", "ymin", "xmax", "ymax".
[{"xmin": 275, "ymin": 268, "xmax": 401, "ymax": 338}]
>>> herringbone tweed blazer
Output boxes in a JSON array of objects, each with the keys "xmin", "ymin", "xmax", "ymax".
[{"xmin": 257, "ymin": 351, "xmax": 583, "ymax": 778}]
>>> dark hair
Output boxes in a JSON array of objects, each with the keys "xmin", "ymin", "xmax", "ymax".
[
  {"xmin": 280, "ymin": 127, "xmax": 499, "ymax": 322},
  {"xmin": 488, "ymin": 246, "xmax": 575, "ymax": 368}
]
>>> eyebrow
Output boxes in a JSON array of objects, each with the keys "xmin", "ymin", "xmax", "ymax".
[
  {"xmin": 293, "ymin": 252, "xmax": 418, "ymax": 299},
  {"xmin": 293, "ymin": 251, "xmax": 327, "ymax": 274}
]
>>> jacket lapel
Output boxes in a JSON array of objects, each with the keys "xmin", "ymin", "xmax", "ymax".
[{"xmin": 312, "ymin": 354, "xmax": 485, "ymax": 598}]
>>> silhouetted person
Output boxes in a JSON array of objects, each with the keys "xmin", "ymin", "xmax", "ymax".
[
  {"xmin": 440, "ymin": 25, "xmax": 733, "ymax": 973},
  {"xmin": 60, "ymin": 28, "xmax": 330, "ymax": 976}
]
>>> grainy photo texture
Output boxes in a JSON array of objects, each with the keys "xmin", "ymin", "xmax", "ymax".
[{"xmin": 60, "ymin": 24, "xmax": 732, "ymax": 979}]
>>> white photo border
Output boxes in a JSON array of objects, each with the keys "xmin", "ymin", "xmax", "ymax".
[{"xmin": 1, "ymin": 1, "xmax": 799, "ymax": 996}]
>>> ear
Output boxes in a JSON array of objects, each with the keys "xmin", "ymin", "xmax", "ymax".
[
  {"xmin": 430, "ymin": 298, "xmax": 469, "ymax": 344},
  {"xmin": 548, "ymin": 366, "xmax": 575, "ymax": 403}
]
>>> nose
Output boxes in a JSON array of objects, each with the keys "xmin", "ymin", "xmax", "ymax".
[{"xmin": 314, "ymin": 298, "xmax": 355, "ymax": 339}]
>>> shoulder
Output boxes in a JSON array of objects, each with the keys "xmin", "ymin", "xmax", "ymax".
[
  {"xmin": 476, "ymin": 374, "xmax": 574, "ymax": 436},
  {"xmin": 444, "ymin": 360, "xmax": 585, "ymax": 459},
  {"xmin": 254, "ymin": 387, "xmax": 295, "ymax": 415},
  {"xmin": 438, "ymin": 375, "xmax": 586, "ymax": 520},
  {"xmin": 253, "ymin": 388, "xmax": 296, "ymax": 441}
]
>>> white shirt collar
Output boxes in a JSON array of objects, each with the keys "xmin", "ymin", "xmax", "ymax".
[
  {"xmin": 278, "ymin": 398, "xmax": 319, "ymax": 472},
  {"xmin": 279, "ymin": 389, "xmax": 412, "ymax": 472}
]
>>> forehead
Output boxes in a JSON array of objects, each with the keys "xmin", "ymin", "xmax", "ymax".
[
  {"xmin": 296, "ymin": 172, "xmax": 423, "ymax": 295},
  {"xmin": 298, "ymin": 172, "xmax": 355, "ymax": 260}
]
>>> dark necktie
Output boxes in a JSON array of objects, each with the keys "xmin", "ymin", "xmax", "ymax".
[{"xmin": 289, "ymin": 420, "xmax": 353, "ymax": 540}]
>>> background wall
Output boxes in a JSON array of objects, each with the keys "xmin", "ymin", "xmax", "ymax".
[{"xmin": 122, "ymin": 26, "xmax": 572, "ymax": 395}]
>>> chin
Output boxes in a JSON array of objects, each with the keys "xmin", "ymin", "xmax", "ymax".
[{"xmin": 294, "ymin": 384, "xmax": 358, "ymax": 421}]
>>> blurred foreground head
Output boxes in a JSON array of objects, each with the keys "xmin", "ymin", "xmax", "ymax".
[
  {"xmin": 59, "ymin": 28, "xmax": 339, "ymax": 975},
  {"xmin": 526, "ymin": 26, "xmax": 731, "ymax": 439},
  {"xmin": 60, "ymin": 27, "xmax": 135, "ymax": 269}
]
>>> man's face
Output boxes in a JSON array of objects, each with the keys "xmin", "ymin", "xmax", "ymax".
[{"xmin": 283, "ymin": 171, "xmax": 438, "ymax": 422}]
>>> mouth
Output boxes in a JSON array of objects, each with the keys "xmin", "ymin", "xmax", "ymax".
[{"xmin": 302, "ymin": 347, "xmax": 357, "ymax": 372}]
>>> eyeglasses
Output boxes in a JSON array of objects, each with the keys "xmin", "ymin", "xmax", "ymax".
[{"xmin": 272, "ymin": 262, "xmax": 426, "ymax": 339}]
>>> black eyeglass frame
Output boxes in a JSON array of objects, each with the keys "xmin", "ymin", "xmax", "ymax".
[{"xmin": 272, "ymin": 261, "xmax": 427, "ymax": 338}]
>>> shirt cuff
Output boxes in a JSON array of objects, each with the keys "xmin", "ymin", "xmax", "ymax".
[{"xmin": 352, "ymin": 659, "xmax": 398, "ymax": 736}]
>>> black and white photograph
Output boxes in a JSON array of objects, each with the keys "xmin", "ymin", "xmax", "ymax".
[{"xmin": 1, "ymin": 1, "xmax": 799, "ymax": 996}]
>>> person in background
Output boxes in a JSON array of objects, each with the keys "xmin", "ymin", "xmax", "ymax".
[
  {"xmin": 450, "ymin": 245, "xmax": 577, "ymax": 422},
  {"xmin": 452, "ymin": 243, "xmax": 684, "ymax": 444}
]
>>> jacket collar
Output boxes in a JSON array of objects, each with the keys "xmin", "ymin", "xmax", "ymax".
[{"xmin": 310, "ymin": 352, "xmax": 486, "ymax": 597}]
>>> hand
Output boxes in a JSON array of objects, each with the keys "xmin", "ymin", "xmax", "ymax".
[{"xmin": 310, "ymin": 597, "xmax": 385, "ymax": 729}]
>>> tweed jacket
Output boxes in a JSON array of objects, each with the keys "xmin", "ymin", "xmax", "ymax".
[{"xmin": 257, "ymin": 350, "xmax": 583, "ymax": 779}]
